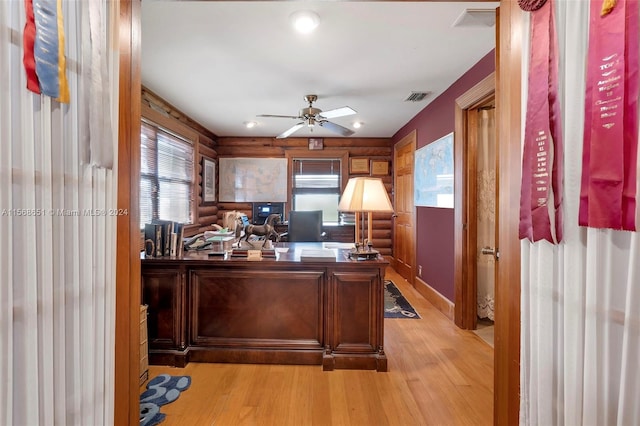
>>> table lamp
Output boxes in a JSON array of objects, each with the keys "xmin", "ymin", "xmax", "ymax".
[{"xmin": 338, "ymin": 177, "xmax": 394, "ymax": 260}]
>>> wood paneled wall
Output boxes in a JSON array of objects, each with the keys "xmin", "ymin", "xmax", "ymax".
[
  {"xmin": 139, "ymin": 88, "xmax": 394, "ymax": 253},
  {"xmin": 216, "ymin": 137, "xmax": 394, "ymax": 254},
  {"xmin": 141, "ymin": 86, "xmax": 219, "ymax": 237}
]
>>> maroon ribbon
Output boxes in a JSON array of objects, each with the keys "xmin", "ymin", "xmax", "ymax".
[
  {"xmin": 519, "ymin": 0, "xmax": 564, "ymax": 243},
  {"xmin": 579, "ymin": 0, "xmax": 639, "ymax": 231},
  {"xmin": 23, "ymin": 0, "xmax": 40, "ymax": 94}
]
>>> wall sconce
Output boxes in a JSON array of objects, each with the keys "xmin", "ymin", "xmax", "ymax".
[{"xmin": 338, "ymin": 177, "xmax": 394, "ymax": 260}]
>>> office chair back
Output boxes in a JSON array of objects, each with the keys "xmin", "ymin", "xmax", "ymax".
[{"xmin": 287, "ymin": 210, "xmax": 323, "ymax": 242}]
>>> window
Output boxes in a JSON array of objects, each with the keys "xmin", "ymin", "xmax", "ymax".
[
  {"xmin": 140, "ymin": 119, "xmax": 194, "ymax": 228},
  {"xmin": 292, "ymin": 158, "xmax": 341, "ymax": 222}
]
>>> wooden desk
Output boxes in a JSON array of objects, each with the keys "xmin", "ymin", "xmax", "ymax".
[{"xmin": 141, "ymin": 242, "xmax": 388, "ymax": 371}]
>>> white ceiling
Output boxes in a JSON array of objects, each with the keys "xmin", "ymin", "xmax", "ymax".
[{"xmin": 141, "ymin": 1, "xmax": 498, "ymax": 139}]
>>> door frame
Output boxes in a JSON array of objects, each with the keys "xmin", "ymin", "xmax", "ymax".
[
  {"xmin": 453, "ymin": 73, "xmax": 495, "ymax": 330},
  {"xmin": 116, "ymin": 2, "xmax": 523, "ymax": 425}
]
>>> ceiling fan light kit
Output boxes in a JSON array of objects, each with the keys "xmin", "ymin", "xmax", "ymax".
[{"xmin": 258, "ymin": 94, "xmax": 357, "ymax": 139}]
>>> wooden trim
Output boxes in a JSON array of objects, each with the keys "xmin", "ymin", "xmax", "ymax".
[
  {"xmin": 414, "ymin": 277, "xmax": 454, "ymax": 321},
  {"xmin": 496, "ymin": 3, "xmax": 522, "ymax": 425},
  {"xmin": 457, "ymin": 73, "xmax": 495, "ymax": 109},
  {"xmin": 115, "ymin": 0, "xmax": 141, "ymax": 424},
  {"xmin": 141, "ymin": 103, "xmax": 200, "ymax": 143},
  {"xmin": 120, "ymin": 2, "xmax": 521, "ymax": 425},
  {"xmin": 454, "ymin": 73, "xmax": 495, "ymax": 330},
  {"xmin": 142, "ymin": 85, "xmax": 217, "ymax": 140}
]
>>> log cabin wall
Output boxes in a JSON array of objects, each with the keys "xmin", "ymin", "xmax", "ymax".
[
  {"xmin": 140, "ymin": 87, "xmax": 394, "ymax": 254},
  {"xmin": 216, "ymin": 137, "xmax": 394, "ymax": 255},
  {"xmin": 141, "ymin": 86, "xmax": 219, "ymax": 239}
]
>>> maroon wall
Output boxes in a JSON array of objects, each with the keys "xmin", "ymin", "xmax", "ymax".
[{"xmin": 392, "ymin": 50, "xmax": 495, "ymax": 301}]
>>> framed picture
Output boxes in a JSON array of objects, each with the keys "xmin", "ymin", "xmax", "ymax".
[
  {"xmin": 350, "ymin": 157, "xmax": 370, "ymax": 174},
  {"xmin": 308, "ymin": 138, "xmax": 324, "ymax": 150},
  {"xmin": 371, "ymin": 160, "xmax": 389, "ymax": 176},
  {"xmin": 202, "ymin": 156, "xmax": 216, "ymax": 205}
]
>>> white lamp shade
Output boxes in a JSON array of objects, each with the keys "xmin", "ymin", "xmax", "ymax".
[{"xmin": 338, "ymin": 177, "xmax": 394, "ymax": 212}]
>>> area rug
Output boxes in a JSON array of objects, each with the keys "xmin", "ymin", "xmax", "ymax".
[
  {"xmin": 384, "ymin": 280, "xmax": 420, "ymax": 319},
  {"xmin": 140, "ymin": 374, "xmax": 191, "ymax": 426}
]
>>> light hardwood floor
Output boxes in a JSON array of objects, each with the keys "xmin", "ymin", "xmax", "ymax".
[{"xmin": 144, "ymin": 267, "xmax": 494, "ymax": 425}]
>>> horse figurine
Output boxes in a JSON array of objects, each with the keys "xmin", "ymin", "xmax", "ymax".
[{"xmin": 241, "ymin": 213, "xmax": 281, "ymax": 247}]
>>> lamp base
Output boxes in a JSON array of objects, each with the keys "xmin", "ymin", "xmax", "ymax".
[{"xmin": 348, "ymin": 248, "xmax": 380, "ymax": 261}]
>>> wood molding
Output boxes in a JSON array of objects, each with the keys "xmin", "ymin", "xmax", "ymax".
[
  {"xmin": 142, "ymin": 85, "xmax": 217, "ymax": 140},
  {"xmin": 119, "ymin": 2, "xmax": 520, "ymax": 425},
  {"xmin": 141, "ymin": 103, "xmax": 200, "ymax": 143},
  {"xmin": 414, "ymin": 277, "xmax": 454, "ymax": 321},
  {"xmin": 453, "ymin": 72, "xmax": 495, "ymax": 330},
  {"xmin": 456, "ymin": 73, "xmax": 495, "ymax": 109},
  {"xmin": 495, "ymin": 3, "xmax": 522, "ymax": 425},
  {"xmin": 115, "ymin": 0, "xmax": 141, "ymax": 424}
]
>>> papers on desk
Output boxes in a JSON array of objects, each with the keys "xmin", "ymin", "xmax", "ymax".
[
  {"xmin": 275, "ymin": 247, "xmax": 289, "ymax": 253},
  {"xmin": 323, "ymin": 242, "xmax": 355, "ymax": 249},
  {"xmin": 300, "ymin": 249, "xmax": 337, "ymax": 262}
]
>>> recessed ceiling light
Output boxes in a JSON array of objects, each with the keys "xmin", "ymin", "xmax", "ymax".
[
  {"xmin": 290, "ymin": 11, "xmax": 320, "ymax": 34},
  {"xmin": 244, "ymin": 121, "xmax": 257, "ymax": 129},
  {"xmin": 353, "ymin": 122, "xmax": 363, "ymax": 129}
]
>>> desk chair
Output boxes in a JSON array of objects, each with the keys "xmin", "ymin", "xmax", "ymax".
[{"xmin": 285, "ymin": 210, "xmax": 324, "ymax": 242}]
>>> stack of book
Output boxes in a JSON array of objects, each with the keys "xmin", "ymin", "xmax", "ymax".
[{"xmin": 143, "ymin": 220, "xmax": 185, "ymax": 258}]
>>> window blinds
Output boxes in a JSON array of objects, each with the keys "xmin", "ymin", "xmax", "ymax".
[
  {"xmin": 140, "ymin": 120, "xmax": 194, "ymax": 228},
  {"xmin": 292, "ymin": 158, "xmax": 340, "ymax": 190}
]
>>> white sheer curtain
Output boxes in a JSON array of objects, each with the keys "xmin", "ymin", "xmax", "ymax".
[
  {"xmin": 520, "ymin": 1, "xmax": 640, "ymax": 425},
  {"xmin": 0, "ymin": 1, "xmax": 118, "ymax": 425}
]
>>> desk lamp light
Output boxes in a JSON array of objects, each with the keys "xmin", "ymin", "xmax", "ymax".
[{"xmin": 338, "ymin": 177, "xmax": 394, "ymax": 260}]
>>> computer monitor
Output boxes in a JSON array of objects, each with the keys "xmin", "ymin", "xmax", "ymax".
[{"xmin": 252, "ymin": 202, "xmax": 284, "ymax": 224}]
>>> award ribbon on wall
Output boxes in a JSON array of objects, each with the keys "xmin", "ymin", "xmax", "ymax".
[
  {"xmin": 23, "ymin": 0, "xmax": 40, "ymax": 94},
  {"xmin": 518, "ymin": 0, "xmax": 565, "ymax": 243},
  {"xmin": 579, "ymin": 0, "xmax": 639, "ymax": 231},
  {"xmin": 22, "ymin": 0, "xmax": 70, "ymax": 103}
]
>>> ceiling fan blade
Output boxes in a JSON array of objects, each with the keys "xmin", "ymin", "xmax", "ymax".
[
  {"xmin": 257, "ymin": 114, "xmax": 300, "ymax": 119},
  {"xmin": 276, "ymin": 123, "xmax": 304, "ymax": 139},
  {"xmin": 318, "ymin": 106, "xmax": 356, "ymax": 119},
  {"xmin": 319, "ymin": 120, "xmax": 355, "ymax": 137}
]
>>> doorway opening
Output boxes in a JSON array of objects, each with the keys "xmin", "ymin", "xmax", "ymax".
[{"xmin": 453, "ymin": 73, "xmax": 496, "ymax": 332}]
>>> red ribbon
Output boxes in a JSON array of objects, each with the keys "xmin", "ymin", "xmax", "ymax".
[
  {"xmin": 23, "ymin": 0, "xmax": 40, "ymax": 94},
  {"xmin": 519, "ymin": 0, "xmax": 564, "ymax": 243},
  {"xmin": 579, "ymin": 0, "xmax": 639, "ymax": 231}
]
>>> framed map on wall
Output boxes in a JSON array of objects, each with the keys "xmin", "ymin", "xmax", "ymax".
[
  {"xmin": 414, "ymin": 132, "xmax": 454, "ymax": 208},
  {"xmin": 219, "ymin": 157, "xmax": 287, "ymax": 202}
]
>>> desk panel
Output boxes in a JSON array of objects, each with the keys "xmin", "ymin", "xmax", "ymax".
[{"xmin": 141, "ymin": 243, "xmax": 387, "ymax": 371}]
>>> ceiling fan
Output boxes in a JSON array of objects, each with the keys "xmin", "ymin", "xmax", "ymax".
[{"xmin": 258, "ymin": 94, "xmax": 357, "ymax": 139}]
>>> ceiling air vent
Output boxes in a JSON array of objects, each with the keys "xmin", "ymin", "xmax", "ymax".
[
  {"xmin": 404, "ymin": 91, "xmax": 431, "ymax": 102},
  {"xmin": 453, "ymin": 9, "xmax": 496, "ymax": 27}
]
